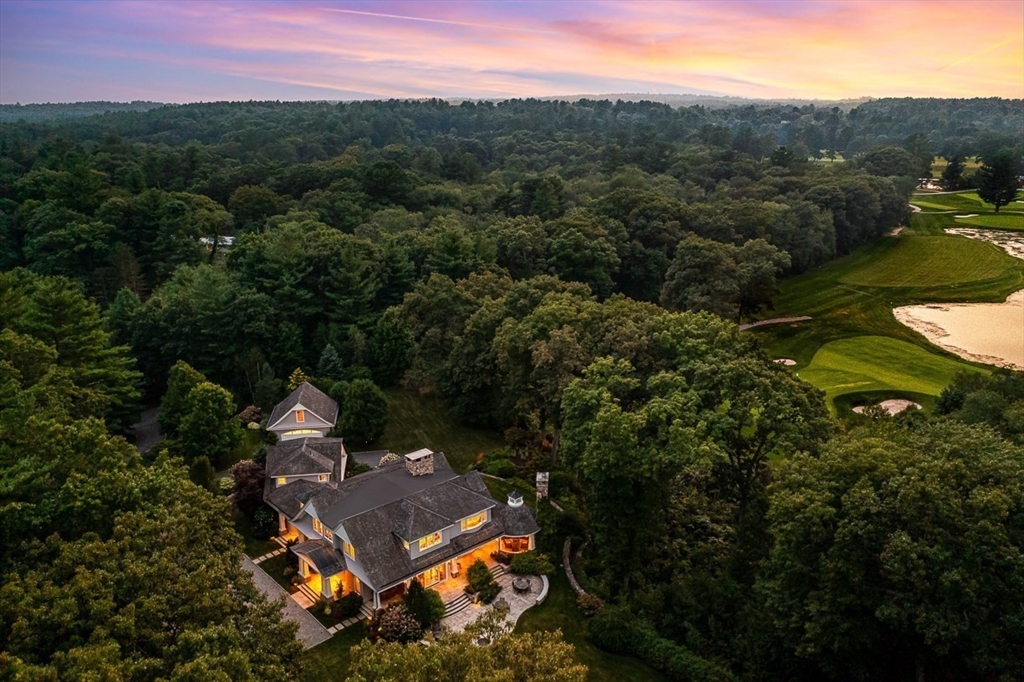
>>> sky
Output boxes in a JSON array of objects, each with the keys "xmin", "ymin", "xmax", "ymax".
[{"xmin": 1, "ymin": 0, "xmax": 1022, "ymax": 104}]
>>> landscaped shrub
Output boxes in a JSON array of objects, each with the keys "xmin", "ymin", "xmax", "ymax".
[
  {"xmin": 237, "ymin": 404, "xmax": 262, "ymax": 424},
  {"xmin": 576, "ymin": 592, "xmax": 605, "ymax": 617},
  {"xmin": 376, "ymin": 603, "xmax": 423, "ymax": 643},
  {"xmin": 251, "ymin": 506, "xmax": 277, "ymax": 540},
  {"xmin": 404, "ymin": 579, "xmax": 445, "ymax": 627},
  {"xmin": 477, "ymin": 582, "xmax": 502, "ymax": 604},
  {"xmin": 334, "ymin": 591, "xmax": 364, "ymax": 619},
  {"xmin": 467, "ymin": 559, "xmax": 494, "ymax": 592},
  {"xmin": 589, "ymin": 605, "xmax": 734, "ymax": 682},
  {"xmin": 509, "ymin": 551, "xmax": 555, "ymax": 576},
  {"xmin": 490, "ymin": 550, "xmax": 513, "ymax": 565},
  {"xmin": 484, "ymin": 458, "xmax": 517, "ymax": 478}
]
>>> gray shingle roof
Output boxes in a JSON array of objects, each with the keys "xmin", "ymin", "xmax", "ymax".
[
  {"xmin": 268, "ymin": 382, "xmax": 339, "ymax": 428},
  {"xmin": 291, "ymin": 539, "xmax": 347, "ymax": 578},
  {"xmin": 264, "ymin": 479, "xmax": 321, "ymax": 518},
  {"xmin": 492, "ymin": 502, "xmax": 541, "ymax": 537},
  {"xmin": 313, "ymin": 454, "xmax": 458, "ymax": 528},
  {"xmin": 392, "ymin": 475, "xmax": 495, "ymax": 540},
  {"xmin": 266, "ymin": 438, "xmax": 342, "ymax": 477}
]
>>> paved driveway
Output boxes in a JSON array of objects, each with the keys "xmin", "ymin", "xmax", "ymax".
[{"xmin": 242, "ymin": 557, "xmax": 332, "ymax": 649}]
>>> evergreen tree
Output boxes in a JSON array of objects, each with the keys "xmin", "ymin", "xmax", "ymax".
[
  {"xmin": 317, "ymin": 344, "xmax": 345, "ymax": 381},
  {"xmin": 287, "ymin": 367, "xmax": 311, "ymax": 391}
]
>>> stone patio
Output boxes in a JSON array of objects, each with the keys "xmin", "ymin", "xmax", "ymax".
[{"xmin": 441, "ymin": 573, "xmax": 545, "ymax": 633}]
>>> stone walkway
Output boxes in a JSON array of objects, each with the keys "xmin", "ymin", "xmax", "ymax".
[
  {"xmin": 242, "ymin": 557, "xmax": 332, "ymax": 649},
  {"xmin": 442, "ymin": 573, "xmax": 546, "ymax": 633},
  {"xmin": 251, "ymin": 547, "xmax": 286, "ymax": 564}
]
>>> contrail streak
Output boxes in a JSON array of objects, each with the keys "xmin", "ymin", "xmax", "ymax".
[{"xmin": 319, "ymin": 7, "xmax": 557, "ymax": 35}]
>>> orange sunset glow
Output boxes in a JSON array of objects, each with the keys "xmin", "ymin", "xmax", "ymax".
[{"xmin": 1, "ymin": 0, "xmax": 1022, "ymax": 102}]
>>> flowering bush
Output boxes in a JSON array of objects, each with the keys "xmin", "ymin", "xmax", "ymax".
[
  {"xmin": 376, "ymin": 603, "xmax": 423, "ymax": 643},
  {"xmin": 237, "ymin": 405, "xmax": 262, "ymax": 424},
  {"xmin": 576, "ymin": 593, "xmax": 605, "ymax": 617}
]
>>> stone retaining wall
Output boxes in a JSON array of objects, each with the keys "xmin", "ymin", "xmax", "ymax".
[{"xmin": 563, "ymin": 537, "xmax": 588, "ymax": 596}]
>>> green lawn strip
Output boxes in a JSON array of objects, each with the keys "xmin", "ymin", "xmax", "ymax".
[
  {"xmin": 234, "ymin": 510, "xmax": 280, "ymax": 558},
  {"xmin": 954, "ymin": 213, "xmax": 1024, "ymax": 231},
  {"xmin": 302, "ymin": 622, "xmax": 368, "ymax": 681},
  {"xmin": 515, "ymin": 571, "xmax": 670, "ymax": 682},
  {"xmin": 222, "ymin": 428, "xmax": 263, "ymax": 471},
  {"xmin": 483, "ymin": 475, "xmax": 537, "ymax": 509},
  {"xmin": 258, "ymin": 554, "xmax": 294, "ymax": 592},
  {"xmin": 797, "ymin": 336, "xmax": 987, "ymax": 411},
  {"xmin": 910, "ymin": 190, "xmax": 1008, "ymax": 213},
  {"xmin": 375, "ymin": 389, "xmax": 505, "ymax": 473},
  {"xmin": 930, "ymin": 157, "xmax": 981, "ymax": 179},
  {"xmin": 838, "ymin": 235, "xmax": 1016, "ymax": 288}
]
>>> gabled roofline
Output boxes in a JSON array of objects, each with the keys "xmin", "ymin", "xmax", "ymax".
[{"xmin": 267, "ymin": 401, "xmax": 333, "ymax": 430}]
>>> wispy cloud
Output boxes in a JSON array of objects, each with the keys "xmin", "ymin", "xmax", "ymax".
[{"xmin": 1, "ymin": 0, "xmax": 1021, "ymax": 103}]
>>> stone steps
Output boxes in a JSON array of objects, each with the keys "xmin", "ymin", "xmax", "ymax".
[
  {"xmin": 359, "ymin": 602, "xmax": 375, "ymax": 620},
  {"xmin": 296, "ymin": 582, "xmax": 320, "ymax": 604},
  {"xmin": 443, "ymin": 593, "xmax": 473, "ymax": 617}
]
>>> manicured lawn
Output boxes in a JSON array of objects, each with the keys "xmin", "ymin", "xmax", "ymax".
[
  {"xmin": 910, "ymin": 189, "xmax": 1016, "ymax": 213},
  {"xmin": 750, "ymin": 209, "xmax": 1023, "ymax": 411},
  {"xmin": 259, "ymin": 553, "xmax": 294, "ymax": 592},
  {"xmin": 515, "ymin": 571, "xmax": 669, "ymax": 682},
  {"xmin": 838, "ymin": 235, "xmax": 1016, "ymax": 288},
  {"xmin": 375, "ymin": 389, "xmax": 505, "ymax": 473},
  {"xmin": 222, "ymin": 428, "xmax": 264, "ymax": 471},
  {"xmin": 929, "ymin": 156, "xmax": 981, "ymax": 179},
  {"xmin": 954, "ymin": 212, "xmax": 1024, "ymax": 231},
  {"xmin": 302, "ymin": 622, "xmax": 368, "ymax": 681},
  {"xmin": 483, "ymin": 475, "xmax": 537, "ymax": 509},
  {"xmin": 797, "ymin": 336, "xmax": 987, "ymax": 409}
]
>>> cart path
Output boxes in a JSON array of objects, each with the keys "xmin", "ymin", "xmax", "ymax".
[{"xmin": 739, "ymin": 316, "xmax": 812, "ymax": 331}]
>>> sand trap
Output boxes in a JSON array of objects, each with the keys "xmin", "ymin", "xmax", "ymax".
[
  {"xmin": 888, "ymin": 226, "xmax": 905, "ymax": 236},
  {"xmin": 945, "ymin": 227, "xmax": 1024, "ymax": 260},
  {"xmin": 853, "ymin": 399, "xmax": 922, "ymax": 416},
  {"xmin": 774, "ymin": 358, "xmax": 797, "ymax": 366},
  {"xmin": 894, "ymin": 290, "xmax": 1024, "ymax": 370}
]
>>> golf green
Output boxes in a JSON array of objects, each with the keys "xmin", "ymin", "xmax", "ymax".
[
  {"xmin": 798, "ymin": 335, "xmax": 986, "ymax": 408},
  {"xmin": 839, "ymin": 236, "xmax": 1014, "ymax": 288}
]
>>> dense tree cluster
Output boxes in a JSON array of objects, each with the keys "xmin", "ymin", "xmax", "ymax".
[
  {"xmin": 0, "ymin": 272, "xmax": 300, "ymax": 680},
  {"xmin": 2, "ymin": 98, "xmax": 1021, "ymax": 680}
]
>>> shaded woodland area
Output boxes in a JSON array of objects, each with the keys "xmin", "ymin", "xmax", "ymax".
[{"xmin": 1, "ymin": 98, "xmax": 1022, "ymax": 681}]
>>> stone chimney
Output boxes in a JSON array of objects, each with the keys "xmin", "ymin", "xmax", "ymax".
[
  {"xmin": 404, "ymin": 448, "xmax": 434, "ymax": 476},
  {"xmin": 507, "ymin": 490, "xmax": 524, "ymax": 508}
]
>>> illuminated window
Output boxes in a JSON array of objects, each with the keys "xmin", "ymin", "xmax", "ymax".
[
  {"xmin": 403, "ymin": 540, "xmax": 410, "ymax": 549},
  {"xmin": 283, "ymin": 429, "xmax": 318, "ymax": 438},
  {"xmin": 277, "ymin": 477, "xmax": 286, "ymax": 486},
  {"xmin": 461, "ymin": 512, "xmax": 486, "ymax": 531},
  {"xmin": 418, "ymin": 532, "xmax": 442, "ymax": 551},
  {"xmin": 296, "ymin": 410, "xmax": 305, "ymax": 423},
  {"xmin": 318, "ymin": 474, "xmax": 328, "ymax": 482},
  {"xmin": 343, "ymin": 540, "xmax": 356, "ymax": 559}
]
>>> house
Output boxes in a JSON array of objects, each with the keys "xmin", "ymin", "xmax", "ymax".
[
  {"xmin": 262, "ymin": 391, "xmax": 540, "ymax": 610},
  {"xmin": 266, "ymin": 448, "xmax": 541, "ymax": 609},
  {"xmin": 267, "ymin": 382, "xmax": 339, "ymax": 441}
]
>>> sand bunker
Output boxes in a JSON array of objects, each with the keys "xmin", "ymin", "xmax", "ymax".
[
  {"xmin": 888, "ymin": 226, "xmax": 905, "ymax": 236},
  {"xmin": 774, "ymin": 358, "xmax": 797, "ymax": 366},
  {"xmin": 853, "ymin": 399, "xmax": 921, "ymax": 416},
  {"xmin": 894, "ymin": 290, "xmax": 1024, "ymax": 370},
  {"xmin": 945, "ymin": 227, "xmax": 1024, "ymax": 260}
]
